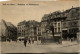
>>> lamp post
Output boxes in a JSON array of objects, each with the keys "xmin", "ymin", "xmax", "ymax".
[
  {"xmin": 37, "ymin": 35, "xmax": 38, "ymax": 45},
  {"xmin": 37, "ymin": 25, "xmax": 39, "ymax": 45},
  {"xmin": 61, "ymin": 19, "xmax": 63, "ymax": 44}
]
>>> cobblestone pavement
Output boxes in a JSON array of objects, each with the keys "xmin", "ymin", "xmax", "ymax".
[{"xmin": 1, "ymin": 41, "xmax": 79, "ymax": 53}]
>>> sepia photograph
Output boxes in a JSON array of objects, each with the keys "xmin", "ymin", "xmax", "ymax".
[{"xmin": 0, "ymin": 0, "xmax": 80, "ymax": 54}]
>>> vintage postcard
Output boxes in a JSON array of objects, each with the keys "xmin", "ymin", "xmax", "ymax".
[{"xmin": 0, "ymin": 0, "xmax": 80, "ymax": 54}]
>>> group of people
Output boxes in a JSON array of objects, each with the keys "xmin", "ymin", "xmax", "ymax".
[{"xmin": 24, "ymin": 37, "xmax": 34, "ymax": 47}]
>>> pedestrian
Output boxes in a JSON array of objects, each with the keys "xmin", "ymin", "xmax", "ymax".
[
  {"xmin": 7, "ymin": 39, "xmax": 10, "ymax": 43},
  {"xmin": 9, "ymin": 39, "xmax": 10, "ymax": 42},
  {"xmin": 32, "ymin": 38, "xmax": 34, "ymax": 44},
  {"xmin": 28, "ymin": 38, "xmax": 31, "ymax": 44},
  {"xmin": 41, "ymin": 37, "xmax": 45, "ymax": 44},
  {"xmin": 59, "ymin": 39, "xmax": 62, "ymax": 44},
  {"xmin": 24, "ymin": 38, "xmax": 27, "ymax": 47},
  {"xmin": 71, "ymin": 38, "xmax": 73, "ymax": 42},
  {"xmin": 16, "ymin": 39, "xmax": 17, "ymax": 42}
]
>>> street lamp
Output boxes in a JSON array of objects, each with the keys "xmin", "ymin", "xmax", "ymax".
[
  {"xmin": 37, "ymin": 34, "xmax": 38, "ymax": 45},
  {"xmin": 37, "ymin": 25, "xmax": 39, "ymax": 45},
  {"xmin": 61, "ymin": 19, "xmax": 63, "ymax": 44}
]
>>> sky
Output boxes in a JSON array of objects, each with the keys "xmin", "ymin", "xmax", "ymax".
[{"xmin": 0, "ymin": 0, "xmax": 79, "ymax": 26}]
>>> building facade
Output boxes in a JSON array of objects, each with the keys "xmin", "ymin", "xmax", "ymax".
[
  {"xmin": 17, "ymin": 20, "xmax": 27, "ymax": 38},
  {"xmin": 17, "ymin": 20, "xmax": 41, "ymax": 41},
  {"xmin": 17, "ymin": 6, "xmax": 79, "ymax": 42},
  {"xmin": 0, "ymin": 19, "xmax": 17, "ymax": 41},
  {"xmin": 25, "ymin": 20, "xmax": 41, "ymax": 41},
  {"xmin": 62, "ymin": 7, "xmax": 80, "ymax": 40},
  {"xmin": 41, "ymin": 6, "xmax": 80, "ymax": 42},
  {"xmin": 41, "ymin": 14, "xmax": 53, "ymax": 40}
]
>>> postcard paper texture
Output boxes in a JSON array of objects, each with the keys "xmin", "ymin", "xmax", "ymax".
[{"xmin": 0, "ymin": 0, "xmax": 80, "ymax": 53}]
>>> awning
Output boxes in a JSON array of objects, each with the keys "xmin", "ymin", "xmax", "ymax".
[
  {"xmin": 62, "ymin": 28, "xmax": 68, "ymax": 30},
  {"xmin": 54, "ymin": 34, "xmax": 61, "ymax": 36},
  {"xmin": 17, "ymin": 37, "xmax": 24, "ymax": 39}
]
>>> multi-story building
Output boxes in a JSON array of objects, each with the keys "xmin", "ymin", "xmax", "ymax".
[
  {"xmin": 17, "ymin": 6, "xmax": 79, "ymax": 42},
  {"xmin": 17, "ymin": 20, "xmax": 28, "ymax": 40},
  {"xmin": 0, "ymin": 19, "xmax": 17, "ymax": 41},
  {"xmin": 51, "ymin": 11, "xmax": 67, "ymax": 41},
  {"xmin": 41, "ymin": 6, "xmax": 80, "ymax": 42},
  {"xmin": 36, "ymin": 22, "xmax": 41, "ymax": 40},
  {"xmin": 41, "ymin": 11, "xmax": 66, "ymax": 41},
  {"xmin": 17, "ymin": 20, "xmax": 41, "ymax": 41},
  {"xmin": 26, "ymin": 20, "xmax": 41, "ymax": 41},
  {"xmin": 41, "ymin": 14, "xmax": 53, "ymax": 40},
  {"xmin": 62, "ymin": 7, "xmax": 80, "ymax": 40}
]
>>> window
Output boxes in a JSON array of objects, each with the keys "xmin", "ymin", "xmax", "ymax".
[
  {"xmin": 63, "ymin": 22, "xmax": 66, "ymax": 27},
  {"xmin": 31, "ymin": 25, "xmax": 33, "ymax": 27},
  {"xmin": 24, "ymin": 26, "xmax": 26, "ymax": 28},
  {"xmin": 20, "ymin": 30, "xmax": 21, "ymax": 32},
  {"xmin": 38, "ymin": 27, "xmax": 41, "ymax": 31},
  {"xmin": 22, "ymin": 30, "xmax": 23, "ymax": 32},
  {"xmin": 23, "ymin": 26, "xmax": 24, "ymax": 28},
  {"xmin": 58, "ymin": 23, "xmax": 60, "ymax": 27},
  {"xmin": 20, "ymin": 26, "xmax": 21, "ymax": 29},
  {"xmin": 18, "ymin": 30, "xmax": 20, "ymax": 32},
  {"xmin": 42, "ymin": 28, "xmax": 45, "ymax": 31},
  {"xmin": 69, "ymin": 21, "xmax": 78, "ymax": 27},
  {"xmin": 18, "ymin": 27, "xmax": 19, "ymax": 29},
  {"xmin": 54, "ymin": 28, "xmax": 57, "ymax": 32},
  {"xmin": 54, "ymin": 23, "xmax": 57, "ymax": 27},
  {"xmin": 58, "ymin": 28, "xmax": 60, "ymax": 32},
  {"xmin": 24, "ymin": 33, "xmax": 25, "ymax": 36}
]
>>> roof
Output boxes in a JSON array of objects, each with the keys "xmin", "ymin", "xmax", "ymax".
[
  {"xmin": 6, "ymin": 22, "xmax": 16, "ymax": 29},
  {"xmin": 41, "ymin": 7, "xmax": 80, "ymax": 21},
  {"xmin": 41, "ymin": 14, "xmax": 49, "ymax": 21},
  {"xmin": 17, "ymin": 20, "xmax": 27, "ymax": 26},
  {"xmin": 66, "ymin": 7, "xmax": 79, "ymax": 20},
  {"xmin": 27, "ymin": 20, "xmax": 40, "ymax": 27}
]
